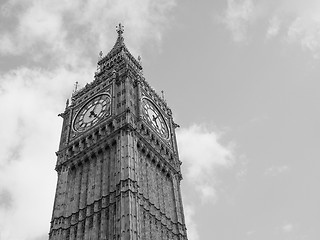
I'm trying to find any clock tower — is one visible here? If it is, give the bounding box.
[49,24,188,240]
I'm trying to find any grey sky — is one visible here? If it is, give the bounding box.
[0,0,319,240]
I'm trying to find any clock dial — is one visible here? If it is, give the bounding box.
[73,94,111,132]
[142,98,169,139]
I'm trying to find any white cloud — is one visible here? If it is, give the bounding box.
[0,0,176,63]
[282,223,294,233]
[279,0,320,57]
[198,184,217,203]
[267,16,281,39]
[0,34,16,55]
[0,1,67,58]
[264,165,289,176]
[221,0,256,42]
[177,124,234,203]
[219,0,320,57]
[19,4,64,44]
[272,1,320,57]
[0,67,91,240]
[246,230,254,235]
[286,17,320,56]
[184,204,200,240]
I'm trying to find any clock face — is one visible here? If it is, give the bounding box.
[142,98,169,139]
[73,94,111,132]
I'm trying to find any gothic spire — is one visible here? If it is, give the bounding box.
[97,23,142,72]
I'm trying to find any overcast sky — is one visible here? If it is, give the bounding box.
[0,0,319,240]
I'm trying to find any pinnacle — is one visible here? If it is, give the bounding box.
[97,23,142,72]
[97,23,126,65]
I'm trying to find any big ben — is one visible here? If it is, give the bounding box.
[49,24,188,240]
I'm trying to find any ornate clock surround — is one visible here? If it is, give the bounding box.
[72,93,112,133]
[69,83,113,140]
[141,96,170,140]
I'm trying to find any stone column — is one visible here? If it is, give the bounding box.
[83,217,90,240]
[69,226,75,240]
[79,161,88,210]
[59,166,69,217]
[74,164,82,214]
[102,147,110,197]
[100,208,107,240]
[92,212,99,240]
[94,152,102,201]
[110,144,116,193]
[66,167,75,218]
[171,174,182,223]
[87,156,96,205]
[136,78,142,120]
[76,221,84,240]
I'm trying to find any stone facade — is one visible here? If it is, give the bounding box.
[49,24,188,240]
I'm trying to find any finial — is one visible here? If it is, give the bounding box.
[73,81,79,93]
[99,51,103,59]
[116,23,124,36]
[161,90,165,100]
[65,99,69,108]
[138,55,141,62]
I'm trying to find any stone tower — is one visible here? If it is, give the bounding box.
[49,24,188,240]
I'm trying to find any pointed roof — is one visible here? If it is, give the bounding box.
[97,23,142,71]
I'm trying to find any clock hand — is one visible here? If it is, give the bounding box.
[89,108,97,118]
[152,115,159,127]
[92,104,98,113]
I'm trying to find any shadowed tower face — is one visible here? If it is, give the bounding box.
[49,24,188,240]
